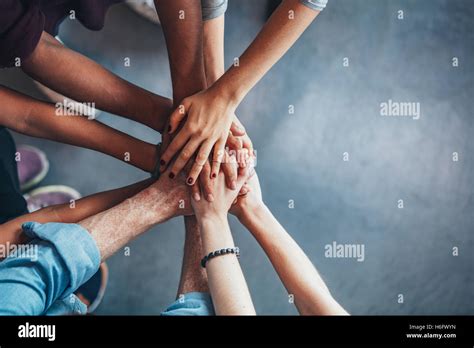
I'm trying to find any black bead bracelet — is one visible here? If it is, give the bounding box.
[201,247,240,268]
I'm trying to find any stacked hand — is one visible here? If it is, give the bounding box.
[158,88,254,188]
[156,138,257,220]
[191,164,252,221]
[158,89,254,204]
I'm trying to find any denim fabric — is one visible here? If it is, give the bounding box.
[301,0,328,11]
[0,222,100,315]
[161,292,215,316]
[201,0,228,21]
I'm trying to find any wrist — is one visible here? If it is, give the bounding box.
[150,95,173,134]
[238,202,268,228]
[205,67,225,87]
[199,214,235,252]
[209,78,242,109]
[197,212,228,228]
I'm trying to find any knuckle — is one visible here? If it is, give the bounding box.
[180,150,191,160]
[203,165,211,175]
[186,122,199,134]
[196,152,208,163]
[195,127,205,137]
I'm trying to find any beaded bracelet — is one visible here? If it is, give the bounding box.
[200,247,240,268]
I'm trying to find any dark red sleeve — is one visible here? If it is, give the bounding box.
[0,0,45,68]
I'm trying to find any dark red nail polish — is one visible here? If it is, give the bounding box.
[168,125,172,132]
[211,173,217,178]
[160,159,166,166]
[169,173,175,179]
[187,178,194,185]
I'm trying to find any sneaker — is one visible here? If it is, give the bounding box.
[125,0,161,24]
[16,145,50,192]
[24,185,81,213]
[75,262,109,314]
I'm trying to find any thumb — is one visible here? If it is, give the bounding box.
[230,120,246,136]
[169,102,188,134]
[235,166,250,191]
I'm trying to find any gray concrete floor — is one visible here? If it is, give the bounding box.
[1,0,473,315]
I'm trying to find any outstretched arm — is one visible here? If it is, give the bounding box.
[160,0,323,182]
[80,169,192,260]
[0,85,158,173]
[231,174,347,315]
[192,162,255,315]
[0,178,154,247]
[210,0,321,105]
[21,31,172,133]
[154,0,207,104]
[202,13,254,178]
[0,171,192,315]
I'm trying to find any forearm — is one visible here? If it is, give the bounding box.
[22,31,172,132]
[239,204,347,315]
[203,15,226,86]
[212,0,319,105]
[0,86,157,172]
[0,178,154,247]
[79,181,178,261]
[199,215,255,315]
[154,0,207,104]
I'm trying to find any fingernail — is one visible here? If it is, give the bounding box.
[169,173,175,179]
[168,125,172,133]
[187,177,194,185]
[211,173,217,179]
[207,194,214,202]
[231,181,237,190]
[160,159,166,166]
[193,193,201,201]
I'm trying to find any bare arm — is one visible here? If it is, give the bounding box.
[160,0,320,182]
[202,13,254,177]
[198,215,255,315]
[231,175,347,315]
[154,0,207,104]
[22,31,172,133]
[203,15,226,86]
[212,0,320,104]
[80,170,192,261]
[0,178,154,246]
[192,165,255,315]
[0,85,158,172]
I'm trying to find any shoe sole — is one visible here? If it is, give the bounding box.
[20,145,50,192]
[24,185,82,202]
[87,262,109,314]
